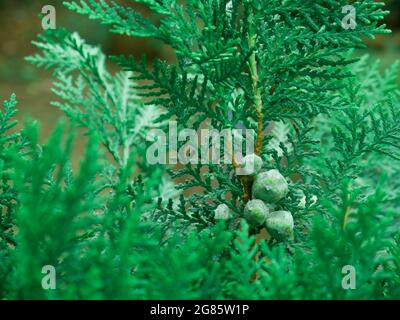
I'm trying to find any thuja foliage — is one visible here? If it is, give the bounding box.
[1,0,400,299]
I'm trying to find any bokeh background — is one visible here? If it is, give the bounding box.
[0,0,399,158]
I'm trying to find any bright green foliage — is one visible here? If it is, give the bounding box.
[0,95,31,294]
[63,0,393,219]
[27,28,178,201]
[0,95,19,248]
[1,0,400,299]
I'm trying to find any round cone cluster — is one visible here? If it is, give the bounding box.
[241,154,294,240]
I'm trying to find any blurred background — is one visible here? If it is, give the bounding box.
[0,0,399,152]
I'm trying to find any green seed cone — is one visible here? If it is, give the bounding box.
[252,169,289,203]
[244,199,270,226]
[237,153,263,176]
[265,210,294,240]
[214,204,231,220]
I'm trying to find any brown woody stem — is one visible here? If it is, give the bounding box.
[248,22,263,156]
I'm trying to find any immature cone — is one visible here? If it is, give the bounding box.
[236,153,263,176]
[214,204,231,220]
[252,169,289,203]
[265,210,294,240]
[244,199,270,226]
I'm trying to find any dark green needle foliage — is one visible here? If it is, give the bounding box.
[1,0,400,299]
